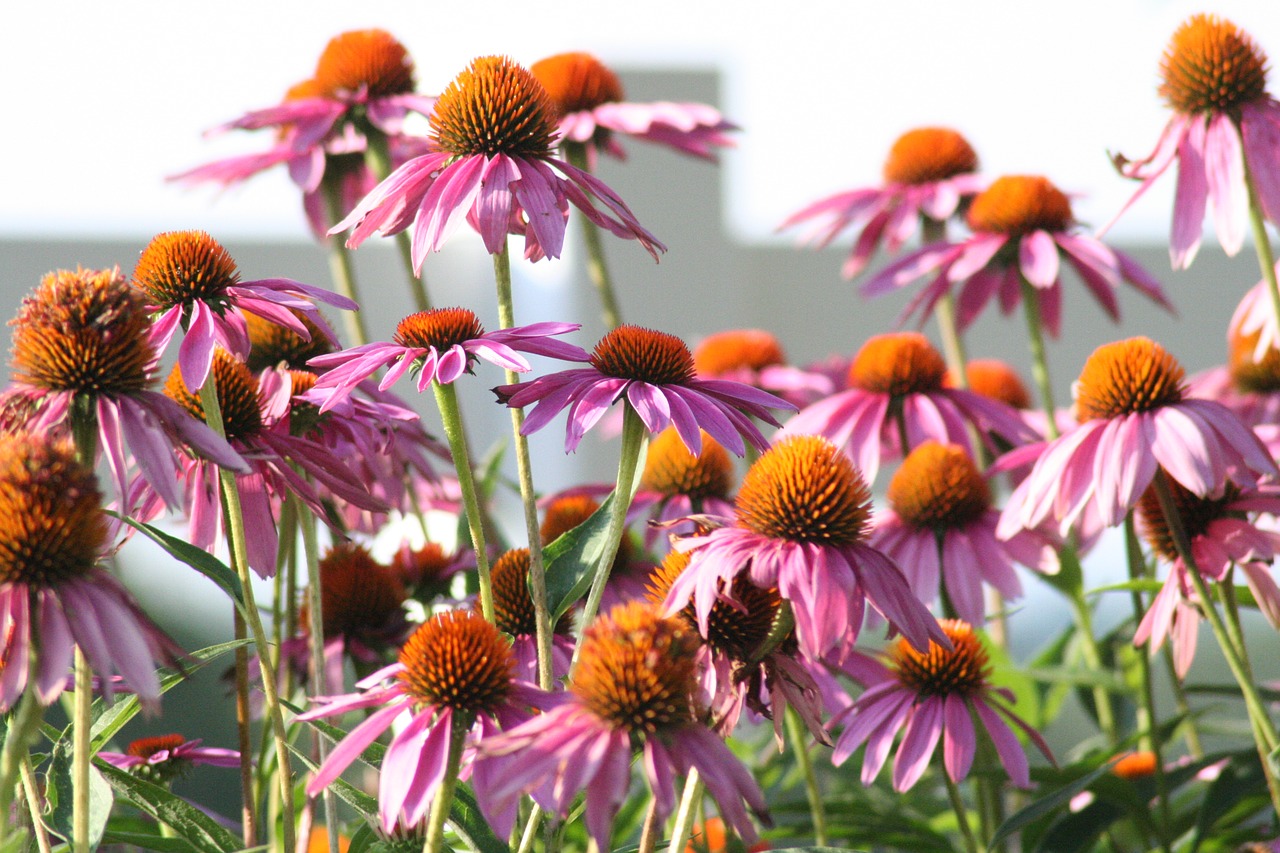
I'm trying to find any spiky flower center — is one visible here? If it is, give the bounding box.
[640,427,734,501]
[882,127,979,186]
[133,231,240,309]
[397,610,514,714]
[1074,337,1185,422]
[313,29,415,99]
[10,267,154,396]
[311,543,405,640]
[1137,479,1239,563]
[848,332,947,397]
[245,311,333,373]
[490,548,573,637]
[126,734,187,759]
[693,329,785,376]
[572,602,700,735]
[967,175,1072,236]
[393,307,485,352]
[951,359,1031,409]
[647,550,780,662]
[1228,326,1280,393]
[430,56,559,158]
[591,325,696,385]
[1160,14,1269,116]
[163,350,263,441]
[530,52,625,116]
[888,442,990,530]
[0,434,105,587]
[736,435,872,545]
[891,619,989,698]
[393,542,455,592]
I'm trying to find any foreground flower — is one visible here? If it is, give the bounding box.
[863,175,1171,337]
[133,230,355,391]
[496,324,795,455]
[479,602,770,848]
[830,619,1053,790]
[0,434,181,711]
[307,307,588,412]
[1000,337,1277,537]
[299,610,542,833]
[531,51,737,161]
[1109,14,1280,267]
[665,435,947,659]
[99,734,239,783]
[333,55,664,269]
[780,127,983,278]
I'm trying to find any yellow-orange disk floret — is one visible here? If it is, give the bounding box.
[967,176,1073,237]
[1159,14,1269,116]
[397,610,514,715]
[430,56,560,159]
[848,332,947,397]
[1074,337,1185,422]
[882,127,979,186]
[890,619,989,698]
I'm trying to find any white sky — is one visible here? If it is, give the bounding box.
[4,0,1276,244]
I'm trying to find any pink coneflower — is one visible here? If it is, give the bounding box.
[479,602,770,848]
[3,267,244,509]
[780,127,984,278]
[530,52,736,161]
[1109,14,1280,268]
[0,433,181,711]
[488,548,576,681]
[391,540,469,604]
[172,30,436,239]
[862,175,1172,337]
[306,307,588,413]
[830,619,1053,791]
[693,329,835,408]
[1133,479,1280,677]
[781,332,1033,485]
[1187,298,1280,431]
[496,324,795,456]
[133,230,355,392]
[632,427,737,550]
[99,734,240,783]
[870,441,1059,624]
[664,435,947,660]
[999,337,1277,538]
[300,609,542,834]
[332,55,664,270]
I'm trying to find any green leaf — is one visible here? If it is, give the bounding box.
[1086,579,1163,597]
[450,783,511,853]
[290,746,379,825]
[537,492,617,621]
[95,760,241,853]
[989,760,1119,849]
[984,628,1041,730]
[1189,751,1271,852]
[109,513,244,609]
[101,828,202,853]
[46,733,114,849]
[0,830,29,853]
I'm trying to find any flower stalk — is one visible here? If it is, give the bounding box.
[432,380,494,622]
[421,713,469,853]
[323,175,369,347]
[785,706,828,845]
[363,130,432,312]
[1019,277,1059,439]
[565,142,624,329]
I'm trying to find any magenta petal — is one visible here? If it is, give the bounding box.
[307,702,404,795]
[892,697,943,791]
[1171,119,1209,269]
[1204,113,1246,256]
[942,694,976,782]
[178,301,217,392]
[1019,230,1060,288]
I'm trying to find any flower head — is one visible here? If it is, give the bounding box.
[99,734,239,784]
[693,329,834,407]
[1109,15,1280,267]
[631,427,737,548]
[780,127,984,278]
[830,620,1053,790]
[333,55,664,269]
[531,51,737,161]
[489,548,575,680]
[497,324,795,456]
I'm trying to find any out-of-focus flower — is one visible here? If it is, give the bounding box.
[780,127,983,279]
[488,548,576,681]
[693,329,834,408]
[631,427,736,551]
[684,817,770,853]
[391,540,468,604]
[531,52,736,161]
[99,734,239,784]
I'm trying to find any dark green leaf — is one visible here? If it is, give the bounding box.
[989,760,1119,849]
[95,760,240,853]
[1086,579,1163,597]
[538,492,616,621]
[46,733,114,849]
[109,513,244,609]
[1190,751,1271,852]
[450,783,510,853]
[101,828,202,853]
[0,830,29,853]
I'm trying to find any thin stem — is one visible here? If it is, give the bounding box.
[565,143,623,329]
[1242,155,1280,337]
[921,217,968,390]
[785,707,828,845]
[298,497,340,853]
[232,607,256,845]
[364,131,432,312]
[665,769,704,853]
[1019,278,1059,439]
[323,176,369,347]
[1161,639,1204,758]
[943,774,981,853]
[21,755,53,853]
[199,380,296,853]
[432,381,494,622]
[72,648,92,853]
[1060,553,1119,745]
[637,797,662,853]
[422,714,469,853]
[492,245,555,690]
[515,804,544,853]
[0,670,46,848]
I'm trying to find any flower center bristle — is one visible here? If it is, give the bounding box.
[1074,337,1185,421]
[591,325,697,386]
[1137,479,1238,563]
[640,427,734,501]
[735,435,872,545]
[393,542,458,597]
[393,307,485,352]
[125,734,187,760]
[967,175,1073,236]
[0,434,105,587]
[1228,326,1280,393]
[888,442,990,530]
[133,231,240,309]
[313,29,415,99]
[163,350,263,441]
[490,548,573,637]
[693,329,785,376]
[1159,14,1269,115]
[430,56,559,158]
[312,543,405,640]
[10,267,154,396]
[397,610,514,714]
[530,52,625,116]
[891,619,989,698]
[881,127,979,186]
[848,332,947,397]
[572,602,700,735]
[949,359,1032,409]
[246,311,333,373]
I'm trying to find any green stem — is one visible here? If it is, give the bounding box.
[422,713,469,853]
[492,245,555,690]
[21,754,53,853]
[199,380,296,853]
[72,648,92,853]
[364,131,432,312]
[232,607,256,846]
[943,774,981,853]
[0,664,46,848]
[636,797,662,853]
[921,217,968,390]
[565,143,624,329]
[432,380,494,622]
[665,769,704,853]
[1161,640,1204,759]
[298,497,340,853]
[515,804,544,853]
[323,176,369,347]
[785,707,828,845]
[1019,278,1059,439]
[1060,555,1119,745]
